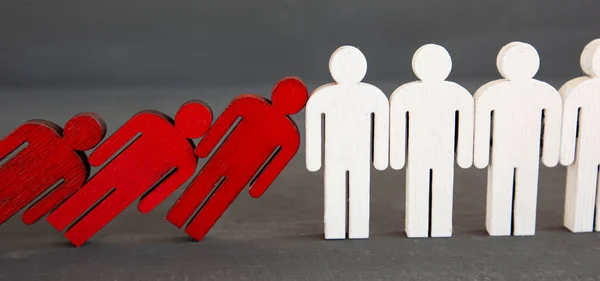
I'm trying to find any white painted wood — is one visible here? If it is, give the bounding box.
[306,46,389,239]
[560,39,600,233]
[473,42,562,236]
[390,44,474,238]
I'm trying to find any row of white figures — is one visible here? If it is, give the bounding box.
[305,39,600,239]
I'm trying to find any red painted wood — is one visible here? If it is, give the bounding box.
[166,77,308,241]
[0,113,106,225]
[47,101,212,247]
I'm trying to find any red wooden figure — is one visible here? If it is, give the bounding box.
[46,101,213,247]
[0,113,106,225]
[166,77,308,241]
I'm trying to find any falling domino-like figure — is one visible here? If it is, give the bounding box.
[390,44,474,238]
[48,101,213,246]
[166,77,307,241]
[560,39,600,233]
[0,113,106,225]
[474,42,562,236]
[306,46,389,239]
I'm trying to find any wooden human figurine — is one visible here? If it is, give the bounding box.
[166,77,307,241]
[0,113,106,225]
[47,101,213,247]
[474,42,562,236]
[390,44,474,238]
[560,39,600,233]
[306,46,389,239]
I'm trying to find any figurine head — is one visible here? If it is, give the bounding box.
[497,42,540,81]
[412,44,452,82]
[271,77,308,115]
[174,100,213,139]
[581,39,600,78]
[63,112,107,151]
[329,46,367,84]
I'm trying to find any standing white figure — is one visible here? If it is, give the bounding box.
[306,46,389,239]
[390,44,474,238]
[560,39,600,233]
[473,42,562,236]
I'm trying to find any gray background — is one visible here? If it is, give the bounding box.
[1,1,600,280]
[0,0,599,87]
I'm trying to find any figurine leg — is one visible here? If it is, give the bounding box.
[348,165,370,239]
[486,164,514,236]
[430,165,454,238]
[184,176,247,241]
[564,160,598,232]
[406,164,431,238]
[324,166,347,240]
[167,161,225,229]
[512,163,540,236]
[64,186,139,247]
[47,172,114,232]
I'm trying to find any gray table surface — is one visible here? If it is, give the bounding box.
[0,80,599,281]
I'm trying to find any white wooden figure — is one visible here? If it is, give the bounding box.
[390,44,474,238]
[473,42,562,236]
[306,46,389,239]
[560,39,600,233]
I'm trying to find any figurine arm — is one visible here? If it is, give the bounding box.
[473,99,492,169]
[137,157,198,214]
[305,97,324,172]
[389,95,408,170]
[249,139,299,198]
[372,94,390,171]
[88,116,142,167]
[22,174,85,225]
[195,98,245,158]
[456,95,475,169]
[0,125,30,161]
[541,95,562,167]
[559,98,579,166]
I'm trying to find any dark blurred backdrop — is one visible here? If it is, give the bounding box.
[0,0,599,87]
